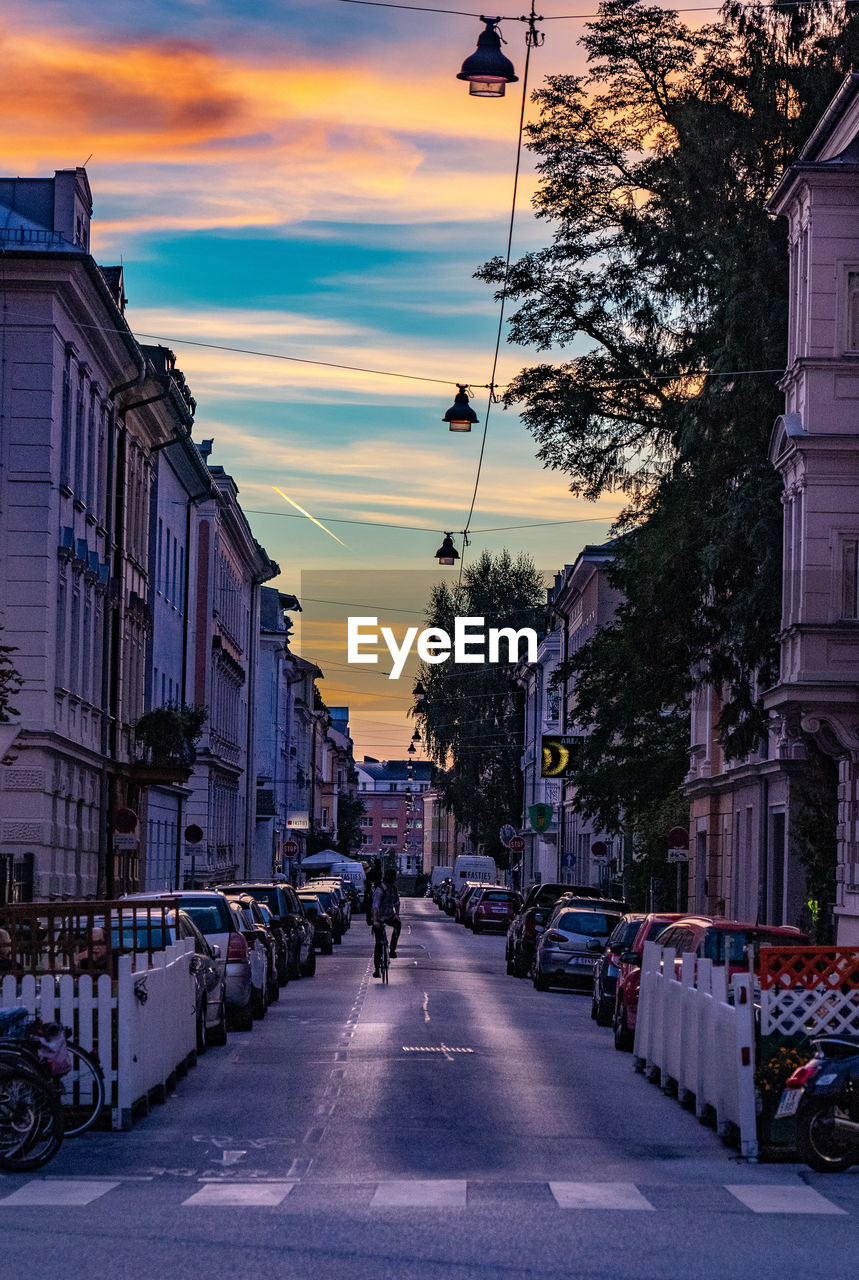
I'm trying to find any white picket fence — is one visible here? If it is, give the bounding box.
[1,937,196,1130]
[633,941,758,1161]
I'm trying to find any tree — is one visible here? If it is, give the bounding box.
[0,625,22,725]
[335,792,366,859]
[478,0,859,827]
[418,550,545,860]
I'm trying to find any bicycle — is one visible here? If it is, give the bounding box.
[0,1065,65,1172]
[0,1019,106,1138]
[378,926,389,985]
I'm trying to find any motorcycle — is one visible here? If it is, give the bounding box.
[776,1033,859,1173]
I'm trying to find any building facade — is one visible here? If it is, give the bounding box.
[357,759,431,872]
[516,629,562,887]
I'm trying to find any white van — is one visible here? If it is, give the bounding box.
[430,866,453,888]
[452,855,497,885]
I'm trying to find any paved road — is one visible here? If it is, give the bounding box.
[2,898,858,1279]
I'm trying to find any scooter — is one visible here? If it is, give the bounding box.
[776,1033,859,1173]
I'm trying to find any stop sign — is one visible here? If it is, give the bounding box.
[508,835,525,853]
[283,840,299,859]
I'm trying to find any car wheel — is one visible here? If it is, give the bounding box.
[196,1000,207,1054]
[278,964,289,988]
[595,996,613,1028]
[229,999,254,1033]
[506,954,516,975]
[472,922,481,934]
[322,939,334,955]
[207,994,228,1047]
[797,1099,855,1173]
[268,975,280,1003]
[590,995,598,1021]
[613,1000,634,1052]
[334,932,343,945]
[533,969,549,992]
[300,947,317,977]
[251,986,266,1020]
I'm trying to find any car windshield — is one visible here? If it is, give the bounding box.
[483,892,516,902]
[646,919,672,941]
[300,896,322,911]
[556,912,620,937]
[179,900,233,935]
[241,887,280,912]
[110,922,175,950]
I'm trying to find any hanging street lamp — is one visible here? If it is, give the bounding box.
[457,17,518,97]
[435,533,460,566]
[411,728,421,742]
[442,384,479,432]
[407,742,416,755]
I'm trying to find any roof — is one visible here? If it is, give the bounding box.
[357,759,433,782]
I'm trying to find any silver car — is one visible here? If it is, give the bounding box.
[122,891,254,1030]
[532,906,622,992]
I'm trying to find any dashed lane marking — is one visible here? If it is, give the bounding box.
[725,1185,848,1215]
[0,1180,120,1206]
[182,1182,296,1206]
[550,1182,655,1211]
[371,1180,468,1208]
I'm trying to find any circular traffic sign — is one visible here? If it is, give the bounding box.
[508,835,525,853]
[113,807,138,834]
[283,840,299,858]
[184,824,204,845]
[591,841,607,857]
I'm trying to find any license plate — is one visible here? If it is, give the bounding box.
[567,957,592,967]
[775,1088,802,1118]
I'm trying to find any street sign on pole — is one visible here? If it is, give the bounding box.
[283,839,299,859]
[508,835,525,853]
[499,824,516,846]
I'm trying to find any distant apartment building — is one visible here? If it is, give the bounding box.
[547,545,626,892]
[182,458,277,885]
[421,784,469,876]
[357,759,431,873]
[515,629,562,887]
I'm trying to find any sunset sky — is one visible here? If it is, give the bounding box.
[2,0,632,757]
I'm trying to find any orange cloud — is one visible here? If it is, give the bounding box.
[0,22,537,236]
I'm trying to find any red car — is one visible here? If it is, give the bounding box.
[468,887,522,933]
[613,914,809,1052]
[611,912,687,1052]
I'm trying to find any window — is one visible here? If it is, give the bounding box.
[381,819,398,829]
[360,815,373,828]
[848,271,859,352]
[381,836,397,846]
[841,538,859,619]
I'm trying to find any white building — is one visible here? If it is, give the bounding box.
[516,629,562,887]
[0,169,181,898]
[182,457,278,885]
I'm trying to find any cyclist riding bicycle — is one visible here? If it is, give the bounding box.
[372,867,401,978]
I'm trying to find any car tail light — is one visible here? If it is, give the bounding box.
[523,916,536,938]
[786,1059,821,1089]
[226,932,249,962]
[544,930,567,943]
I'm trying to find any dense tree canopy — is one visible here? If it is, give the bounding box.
[418,550,545,860]
[479,1,859,833]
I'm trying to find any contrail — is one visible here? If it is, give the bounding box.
[273,487,347,546]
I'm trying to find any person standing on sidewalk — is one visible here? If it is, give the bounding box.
[372,867,401,977]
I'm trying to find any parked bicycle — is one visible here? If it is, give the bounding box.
[0,1008,106,1165]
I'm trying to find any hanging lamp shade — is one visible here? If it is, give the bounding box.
[435,533,460,566]
[407,742,416,755]
[411,728,421,742]
[457,18,518,98]
[442,385,479,432]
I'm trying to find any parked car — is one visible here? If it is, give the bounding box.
[122,890,254,1031]
[652,916,809,978]
[222,882,315,980]
[440,879,458,915]
[610,912,686,1051]
[110,907,227,1052]
[506,889,620,979]
[468,887,522,933]
[312,879,352,930]
[297,891,335,954]
[532,905,622,992]
[455,882,482,924]
[591,914,647,1027]
[307,888,346,943]
[223,895,270,1019]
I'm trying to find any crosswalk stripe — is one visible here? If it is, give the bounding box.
[550,1182,655,1211]
[182,1182,296,1206]
[725,1184,846,1215]
[370,1179,468,1208]
[0,1180,120,1207]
